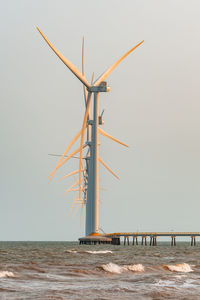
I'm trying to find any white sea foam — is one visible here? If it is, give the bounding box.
[0,271,15,278]
[67,250,112,254]
[66,250,78,253]
[101,262,144,274]
[85,250,113,254]
[155,278,198,289]
[182,279,199,288]
[126,264,144,272]
[155,279,176,287]
[164,263,193,273]
[102,263,124,274]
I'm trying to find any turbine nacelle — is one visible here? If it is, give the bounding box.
[87,118,104,126]
[87,82,110,93]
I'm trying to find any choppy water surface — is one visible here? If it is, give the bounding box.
[0,241,200,299]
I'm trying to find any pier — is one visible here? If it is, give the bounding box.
[105,232,200,246]
[79,232,200,246]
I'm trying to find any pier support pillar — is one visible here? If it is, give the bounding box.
[141,237,144,245]
[152,236,157,246]
[171,236,176,246]
[132,237,135,245]
[136,237,138,245]
[191,236,196,246]
[145,237,147,246]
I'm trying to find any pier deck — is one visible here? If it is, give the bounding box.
[79,232,200,245]
[104,232,200,246]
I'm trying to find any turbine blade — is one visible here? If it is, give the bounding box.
[99,157,119,180]
[82,37,88,106]
[70,187,85,192]
[48,154,82,159]
[78,92,92,196]
[60,169,84,181]
[71,198,83,213]
[91,72,94,85]
[49,129,82,182]
[98,127,129,147]
[63,178,84,195]
[70,199,81,216]
[63,181,78,194]
[81,37,92,123]
[94,40,144,86]
[36,27,90,88]
[49,146,82,182]
[73,203,81,217]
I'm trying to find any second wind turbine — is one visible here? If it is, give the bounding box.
[37,27,144,237]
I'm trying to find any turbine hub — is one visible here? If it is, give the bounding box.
[87,81,110,93]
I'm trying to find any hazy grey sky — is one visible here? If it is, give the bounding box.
[1,0,200,240]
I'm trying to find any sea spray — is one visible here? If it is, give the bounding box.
[66,249,78,253]
[163,263,193,273]
[0,271,15,278]
[66,250,112,254]
[85,250,113,254]
[101,263,144,274]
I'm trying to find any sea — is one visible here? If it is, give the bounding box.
[0,241,200,299]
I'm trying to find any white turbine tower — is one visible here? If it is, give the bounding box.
[37,27,143,237]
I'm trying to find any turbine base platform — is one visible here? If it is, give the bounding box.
[79,235,120,245]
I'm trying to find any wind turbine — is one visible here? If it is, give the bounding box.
[37,27,144,236]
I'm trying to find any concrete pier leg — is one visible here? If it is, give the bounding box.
[171,236,174,246]
[141,237,144,245]
[194,237,196,246]
[132,237,135,245]
[127,236,130,246]
[191,237,193,246]
[174,237,176,246]
[150,237,152,246]
[145,237,147,246]
[124,237,126,246]
[136,237,138,245]
[152,237,157,246]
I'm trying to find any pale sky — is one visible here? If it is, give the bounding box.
[1,0,200,240]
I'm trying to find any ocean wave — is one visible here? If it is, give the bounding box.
[101,263,144,274]
[163,263,193,273]
[66,250,78,253]
[0,271,15,278]
[66,250,112,254]
[85,250,113,254]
